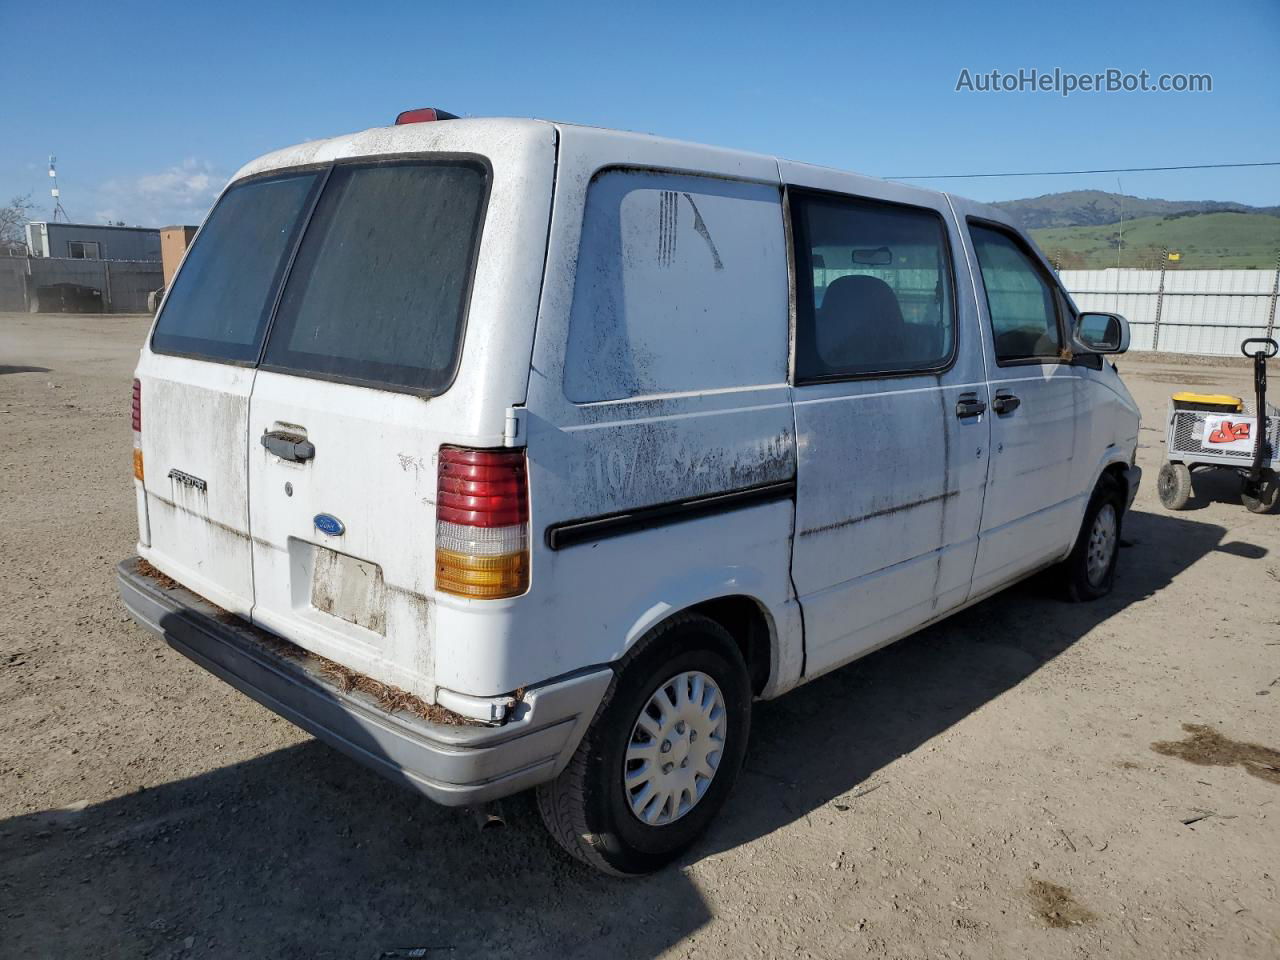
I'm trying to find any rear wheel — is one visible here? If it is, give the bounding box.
[1241,476,1280,514]
[536,613,752,876]
[1063,476,1125,602]
[1157,462,1193,510]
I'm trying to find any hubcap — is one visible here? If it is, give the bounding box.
[1086,503,1117,586]
[623,671,727,826]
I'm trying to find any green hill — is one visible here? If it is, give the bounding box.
[1030,211,1280,269]
[995,190,1279,230]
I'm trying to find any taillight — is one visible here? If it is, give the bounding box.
[435,446,529,599]
[131,378,143,481]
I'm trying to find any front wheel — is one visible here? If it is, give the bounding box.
[1062,477,1125,602]
[536,613,752,876]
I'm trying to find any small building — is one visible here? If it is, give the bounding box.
[159,225,199,286]
[26,222,162,262]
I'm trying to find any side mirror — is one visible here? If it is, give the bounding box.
[1072,311,1129,355]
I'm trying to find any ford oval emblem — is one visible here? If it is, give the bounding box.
[313,513,345,537]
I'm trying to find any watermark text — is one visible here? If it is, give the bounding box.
[955,68,1212,97]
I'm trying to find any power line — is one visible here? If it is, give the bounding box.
[886,160,1280,181]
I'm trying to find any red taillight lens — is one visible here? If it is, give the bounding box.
[437,448,529,526]
[131,378,141,431]
[131,378,143,481]
[436,446,529,599]
[395,107,459,125]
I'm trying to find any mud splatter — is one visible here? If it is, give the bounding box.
[1151,724,1280,786]
[800,489,959,538]
[1028,879,1095,928]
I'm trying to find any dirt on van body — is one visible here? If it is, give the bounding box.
[2,312,1278,959]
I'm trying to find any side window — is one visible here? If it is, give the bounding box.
[969,223,1063,364]
[68,240,100,259]
[791,191,955,381]
[563,170,787,403]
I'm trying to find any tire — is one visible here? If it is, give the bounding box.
[1062,476,1125,602]
[536,612,752,876]
[1157,462,1193,510]
[1241,476,1280,514]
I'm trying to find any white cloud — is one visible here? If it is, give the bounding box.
[92,158,225,227]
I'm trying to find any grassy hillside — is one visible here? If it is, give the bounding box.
[1030,211,1280,270]
[995,190,1279,230]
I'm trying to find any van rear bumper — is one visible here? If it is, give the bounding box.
[116,556,611,807]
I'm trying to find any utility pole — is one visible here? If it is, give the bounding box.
[49,155,70,222]
[1116,178,1124,270]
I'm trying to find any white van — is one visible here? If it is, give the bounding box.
[118,110,1141,875]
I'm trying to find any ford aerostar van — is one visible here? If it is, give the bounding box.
[118,109,1141,875]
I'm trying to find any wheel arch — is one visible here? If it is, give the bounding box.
[621,587,786,699]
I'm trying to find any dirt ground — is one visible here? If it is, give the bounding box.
[2,311,1277,959]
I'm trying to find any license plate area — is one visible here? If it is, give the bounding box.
[310,546,387,635]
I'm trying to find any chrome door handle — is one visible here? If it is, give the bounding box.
[993,392,1021,415]
[956,393,987,419]
[261,430,315,463]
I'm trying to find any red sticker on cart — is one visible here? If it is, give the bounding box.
[1203,415,1255,453]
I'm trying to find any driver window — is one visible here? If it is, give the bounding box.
[969,223,1064,364]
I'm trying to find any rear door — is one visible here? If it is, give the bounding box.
[141,120,556,702]
[244,128,557,702]
[138,171,322,615]
[245,158,492,698]
[781,166,991,679]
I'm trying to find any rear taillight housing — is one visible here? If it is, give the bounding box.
[131,378,143,481]
[435,446,529,599]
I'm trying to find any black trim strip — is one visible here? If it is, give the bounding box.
[545,479,796,551]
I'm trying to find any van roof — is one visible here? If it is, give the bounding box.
[231,116,1007,224]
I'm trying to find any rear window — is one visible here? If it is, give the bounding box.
[151,172,319,362]
[151,159,488,394]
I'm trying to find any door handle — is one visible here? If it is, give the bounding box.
[261,430,315,463]
[993,392,1021,415]
[955,393,987,419]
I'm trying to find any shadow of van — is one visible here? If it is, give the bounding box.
[0,508,1236,958]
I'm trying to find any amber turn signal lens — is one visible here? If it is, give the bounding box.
[435,548,529,599]
[132,448,144,481]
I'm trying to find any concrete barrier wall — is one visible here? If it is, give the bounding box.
[0,259,27,310]
[0,257,163,314]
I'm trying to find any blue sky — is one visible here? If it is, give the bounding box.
[5,0,1277,226]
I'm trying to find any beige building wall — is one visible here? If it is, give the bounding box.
[159,226,198,287]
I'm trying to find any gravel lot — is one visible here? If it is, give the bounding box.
[2,312,1278,959]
